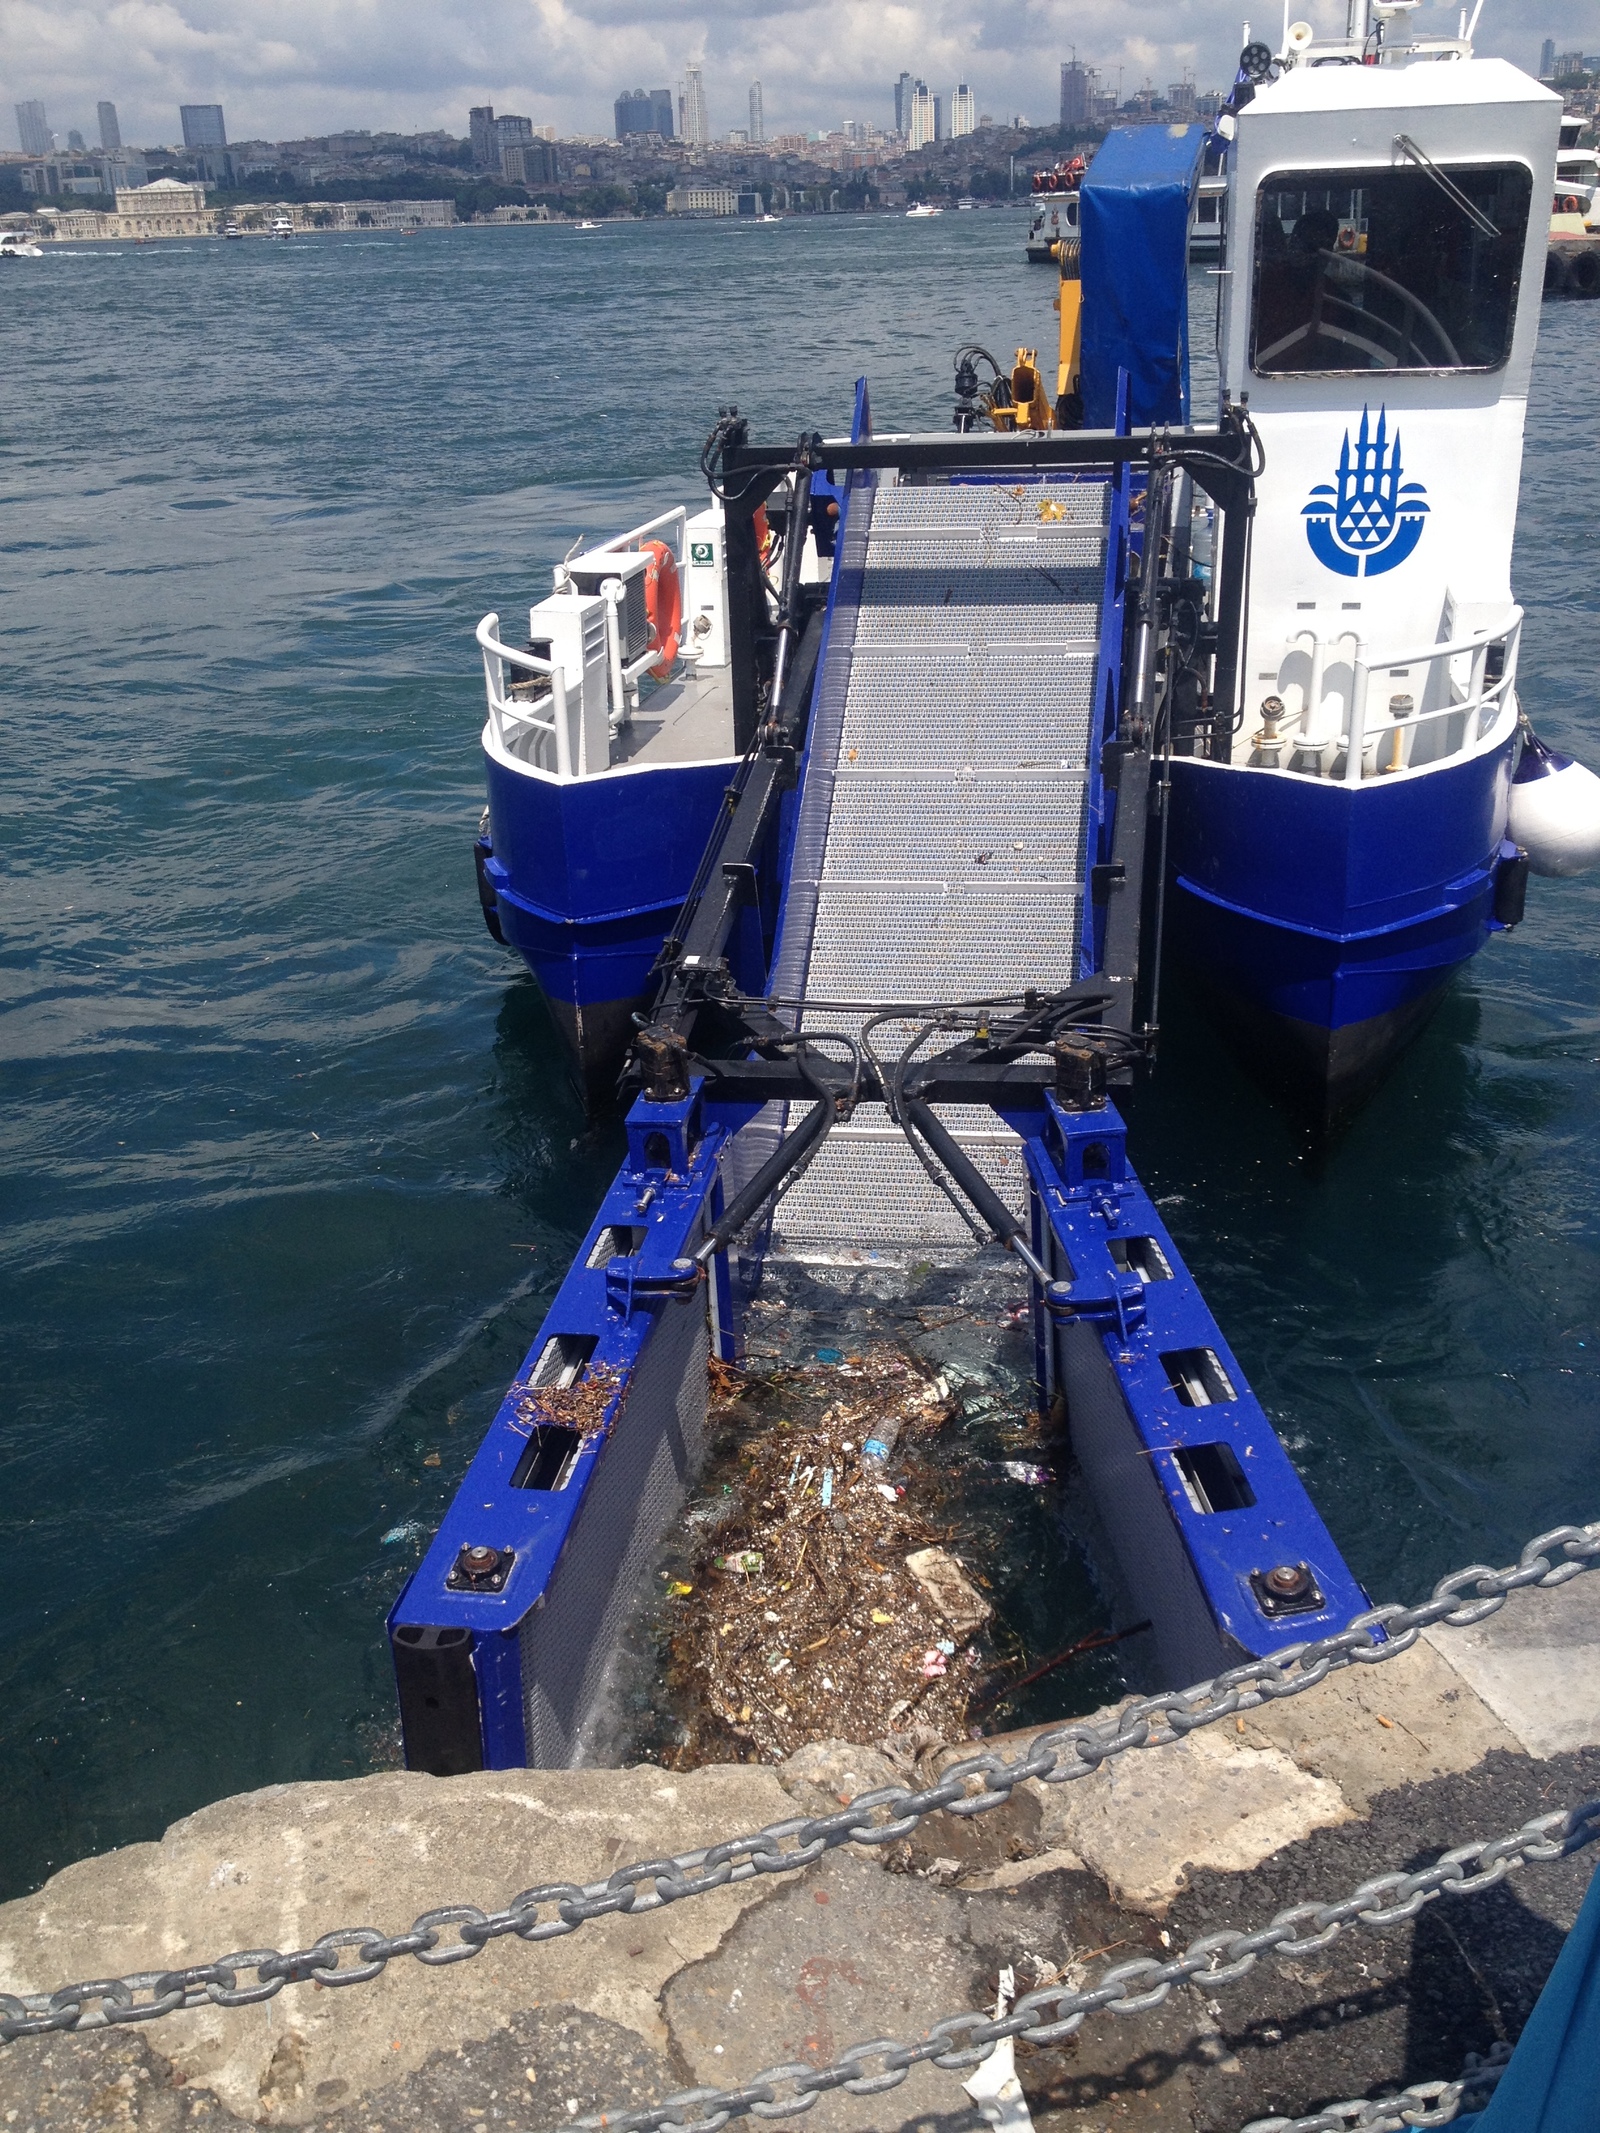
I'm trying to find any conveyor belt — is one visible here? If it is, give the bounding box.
[770,477,1110,1251]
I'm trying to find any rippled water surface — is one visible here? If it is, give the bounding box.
[2,216,1597,1900]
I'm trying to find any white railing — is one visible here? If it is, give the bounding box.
[561,508,694,733]
[477,611,578,778]
[579,506,690,574]
[1263,608,1522,782]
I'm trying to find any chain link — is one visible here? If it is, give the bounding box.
[2,1520,1596,2049]
[563,1809,1593,2133]
[1237,2043,1511,2132]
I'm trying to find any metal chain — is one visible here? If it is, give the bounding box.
[563,1808,1596,2133]
[1238,2043,1510,2132]
[1,1520,1596,2049]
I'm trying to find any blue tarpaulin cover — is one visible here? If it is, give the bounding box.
[1080,124,1206,430]
[1456,1857,1600,2130]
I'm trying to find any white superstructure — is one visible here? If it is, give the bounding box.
[1211,23,1559,783]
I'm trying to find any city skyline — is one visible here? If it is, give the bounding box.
[6,0,1596,150]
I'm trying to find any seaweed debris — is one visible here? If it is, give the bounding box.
[507,1362,625,1445]
[658,1346,997,1761]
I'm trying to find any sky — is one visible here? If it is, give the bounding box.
[3,0,1596,149]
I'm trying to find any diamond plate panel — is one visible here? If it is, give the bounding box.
[762,472,1109,1251]
[839,649,1096,767]
[772,1120,1030,1248]
[821,772,1088,882]
[805,884,1083,1002]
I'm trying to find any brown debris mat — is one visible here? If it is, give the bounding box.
[507,1362,625,1447]
[657,1346,996,1763]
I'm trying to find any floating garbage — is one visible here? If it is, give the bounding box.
[655,1344,1001,1759]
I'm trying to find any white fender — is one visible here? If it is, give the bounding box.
[1507,731,1600,878]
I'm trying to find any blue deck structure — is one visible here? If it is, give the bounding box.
[391,400,1371,1773]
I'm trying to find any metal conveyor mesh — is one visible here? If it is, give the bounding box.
[771,476,1109,1252]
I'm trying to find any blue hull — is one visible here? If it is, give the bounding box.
[1167,735,1517,1113]
[479,751,737,1099]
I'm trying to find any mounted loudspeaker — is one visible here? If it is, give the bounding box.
[1286,20,1315,50]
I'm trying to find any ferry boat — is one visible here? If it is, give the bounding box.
[393,7,1600,1776]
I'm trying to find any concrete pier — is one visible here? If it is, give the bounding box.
[2,1577,1598,2132]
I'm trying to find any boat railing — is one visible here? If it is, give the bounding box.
[476,612,579,778]
[1269,608,1522,781]
[580,505,690,574]
[564,507,693,732]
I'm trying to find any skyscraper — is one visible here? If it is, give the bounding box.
[908,81,935,149]
[681,64,708,146]
[469,106,497,167]
[15,100,51,155]
[894,70,913,135]
[1060,58,1092,125]
[950,83,976,137]
[749,80,764,142]
[98,100,121,150]
[1539,36,1557,75]
[615,89,674,138]
[180,103,227,149]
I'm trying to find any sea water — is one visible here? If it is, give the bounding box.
[2,215,1597,1900]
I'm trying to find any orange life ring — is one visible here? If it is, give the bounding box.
[754,502,773,563]
[641,540,682,680]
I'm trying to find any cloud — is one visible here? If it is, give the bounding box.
[1,0,1592,147]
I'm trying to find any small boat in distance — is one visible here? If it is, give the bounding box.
[224,222,243,240]
[0,232,45,259]
[270,215,293,239]
[906,202,942,217]
[574,219,602,231]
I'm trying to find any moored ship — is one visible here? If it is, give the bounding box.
[405,6,1600,1776]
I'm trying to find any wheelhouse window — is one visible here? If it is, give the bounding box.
[1251,162,1531,375]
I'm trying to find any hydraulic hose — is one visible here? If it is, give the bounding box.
[900,1094,1048,1281]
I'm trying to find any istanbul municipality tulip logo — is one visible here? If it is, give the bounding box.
[1302,406,1428,578]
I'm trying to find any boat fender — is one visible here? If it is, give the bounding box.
[1545,249,1570,296]
[1568,249,1600,300]
[1507,728,1600,876]
[641,539,682,680]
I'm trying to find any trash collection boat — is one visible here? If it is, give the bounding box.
[392,7,1600,1774]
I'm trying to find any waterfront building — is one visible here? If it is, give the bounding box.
[180,104,227,149]
[1060,58,1092,125]
[98,101,121,150]
[470,105,497,168]
[15,102,51,156]
[615,89,675,139]
[1540,37,1557,76]
[680,65,709,146]
[115,177,213,235]
[950,83,976,137]
[749,81,764,142]
[665,182,735,214]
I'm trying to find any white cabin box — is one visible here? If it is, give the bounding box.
[1215,54,1560,763]
[528,592,611,776]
